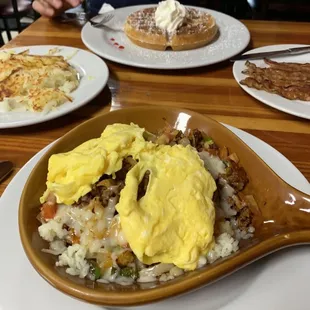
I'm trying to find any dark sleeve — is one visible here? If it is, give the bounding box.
[87,0,207,14]
[86,0,159,13]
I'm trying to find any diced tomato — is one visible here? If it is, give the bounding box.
[40,202,57,220]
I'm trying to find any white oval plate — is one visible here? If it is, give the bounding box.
[81,5,250,70]
[233,44,310,120]
[0,124,309,310]
[0,45,109,129]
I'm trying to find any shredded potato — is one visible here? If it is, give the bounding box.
[0,51,79,113]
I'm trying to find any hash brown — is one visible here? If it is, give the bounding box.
[0,50,79,113]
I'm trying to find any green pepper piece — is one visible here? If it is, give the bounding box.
[143,131,157,142]
[203,136,213,143]
[89,261,101,280]
[111,267,118,275]
[223,160,231,167]
[119,267,138,279]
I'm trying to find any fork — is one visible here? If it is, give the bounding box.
[59,12,115,30]
[89,13,115,29]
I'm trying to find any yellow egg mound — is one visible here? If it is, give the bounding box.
[40,123,152,205]
[117,145,216,270]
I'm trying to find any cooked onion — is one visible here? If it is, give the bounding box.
[228,153,239,163]
[178,137,191,147]
[219,146,228,160]
[139,263,174,278]
[105,197,117,221]
[244,195,259,212]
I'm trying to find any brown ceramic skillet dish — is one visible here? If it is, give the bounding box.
[19,106,310,307]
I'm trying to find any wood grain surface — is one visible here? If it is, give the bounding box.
[0,17,309,195]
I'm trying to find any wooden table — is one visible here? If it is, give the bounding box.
[0,18,309,195]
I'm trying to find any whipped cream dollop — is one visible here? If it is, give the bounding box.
[155,0,187,33]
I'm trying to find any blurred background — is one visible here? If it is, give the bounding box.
[1,0,310,46]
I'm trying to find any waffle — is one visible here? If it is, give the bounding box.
[124,7,218,51]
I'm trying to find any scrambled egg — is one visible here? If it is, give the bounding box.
[41,123,152,205]
[0,50,79,113]
[41,123,217,270]
[117,144,216,270]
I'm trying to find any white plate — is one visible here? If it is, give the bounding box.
[233,44,310,119]
[0,124,309,310]
[0,45,109,128]
[81,5,250,70]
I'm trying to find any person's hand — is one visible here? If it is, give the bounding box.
[32,0,82,17]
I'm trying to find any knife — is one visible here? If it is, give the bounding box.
[0,161,13,183]
[230,46,310,61]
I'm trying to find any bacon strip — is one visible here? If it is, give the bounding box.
[240,77,310,101]
[242,69,310,88]
[245,61,310,81]
[240,60,310,101]
[264,58,310,72]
